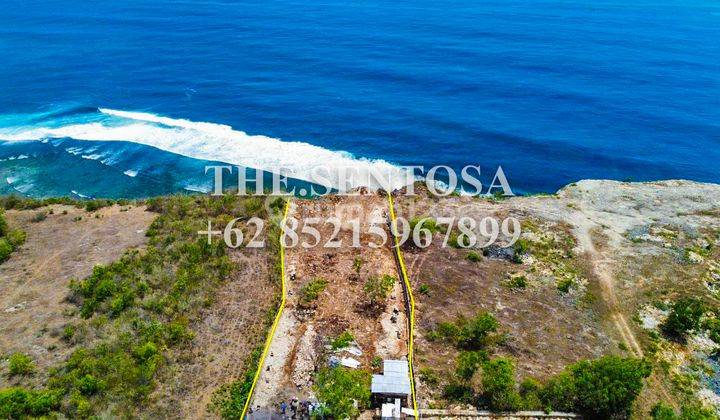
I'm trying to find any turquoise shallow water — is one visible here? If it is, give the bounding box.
[0,0,719,198]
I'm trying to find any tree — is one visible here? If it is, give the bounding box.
[460,312,500,349]
[481,358,522,412]
[313,367,371,419]
[456,350,487,380]
[542,355,651,419]
[662,298,706,342]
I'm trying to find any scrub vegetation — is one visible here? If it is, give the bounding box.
[0,195,284,418]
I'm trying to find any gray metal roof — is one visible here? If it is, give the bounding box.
[371,360,411,395]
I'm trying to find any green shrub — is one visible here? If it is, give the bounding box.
[456,350,487,380]
[8,353,35,376]
[448,231,471,248]
[460,312,500,349]
[5,229,26,248]
[431,312,499,350]
[63,325,76,341]
[467,251,482,262]
[679,404,719,420]
[409,217,442,235]
[419,368,439,387]
[299,277,328,306]
[31,211,47,223]
[353,257,363,273]
[0,239,12,262]
[331,331,355,350]
[557,277,573,293]
[0,211,7,236]
[541,355,651,418]
[481,358,522,411]
[507,275,527,289]
[419,284,430,296]
[519,378,543,410]
[662,297,706,342]
[313,367,371,419]
[210,347,262,419]
[704,317,720,344]
[76,374,103,396]
[513,238,531,262]
[651,402,677,420]
[443,381,474,404]
[364,275,395,306]
[0,387,60,418]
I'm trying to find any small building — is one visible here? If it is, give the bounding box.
[371,360,412,417]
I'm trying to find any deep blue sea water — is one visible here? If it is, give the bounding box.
[0,0,719,198]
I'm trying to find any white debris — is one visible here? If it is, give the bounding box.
[639,305,668,330]
[4,302,27,313]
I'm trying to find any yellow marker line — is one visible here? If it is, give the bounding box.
[241,199,291,420]
[387,193,419,419]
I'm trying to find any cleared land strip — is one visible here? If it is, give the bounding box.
[386,192,419,418]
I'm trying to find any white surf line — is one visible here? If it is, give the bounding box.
[0,108,413,192]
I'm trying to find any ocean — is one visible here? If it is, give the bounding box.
[0,0,719,198]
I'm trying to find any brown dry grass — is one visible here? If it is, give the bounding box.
[0,204,155,387]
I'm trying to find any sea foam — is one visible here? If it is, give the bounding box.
[0,108,411,191]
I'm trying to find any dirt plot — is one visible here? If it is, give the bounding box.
[251,192,407,412]
[394,190,613,406]
[0,204,155,387]
[148,247,280,419]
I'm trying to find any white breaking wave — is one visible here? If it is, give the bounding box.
[81,153,104,160]
[71,190,91,198]
[123,169,138,177]
[184,184,211,193]
[0,108,412,191]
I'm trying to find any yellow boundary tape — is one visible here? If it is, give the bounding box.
[242,197,417,419]
[387,193,419,419]
[241,199,290,420]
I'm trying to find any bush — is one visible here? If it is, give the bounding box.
[461,312,500,349]
[0,388,60,418]
[662,297,706,342]
[314,367,371,419]
[8,353,35,376]
[210,347,262,419]
[0,211,7,236]
[679,405,719,420]
[431,312,499,350]
[419,368,439,387]
[507,275,527,289]
[513,238,531,263]
[419,284,430,296]
[443,381,475,404]
[481,358,522,411]
[299,277,328,306]
[364,275,395,306]
[541,355,651,418]
[0,239,12,263]
[557,277,573,293]
[467,251,482,262]
[5,229,26,248]
[331,331,355,350]
[31,211,47,223]
[519,378,543,410]
[456,350,487,380]
[651,403,677,420]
